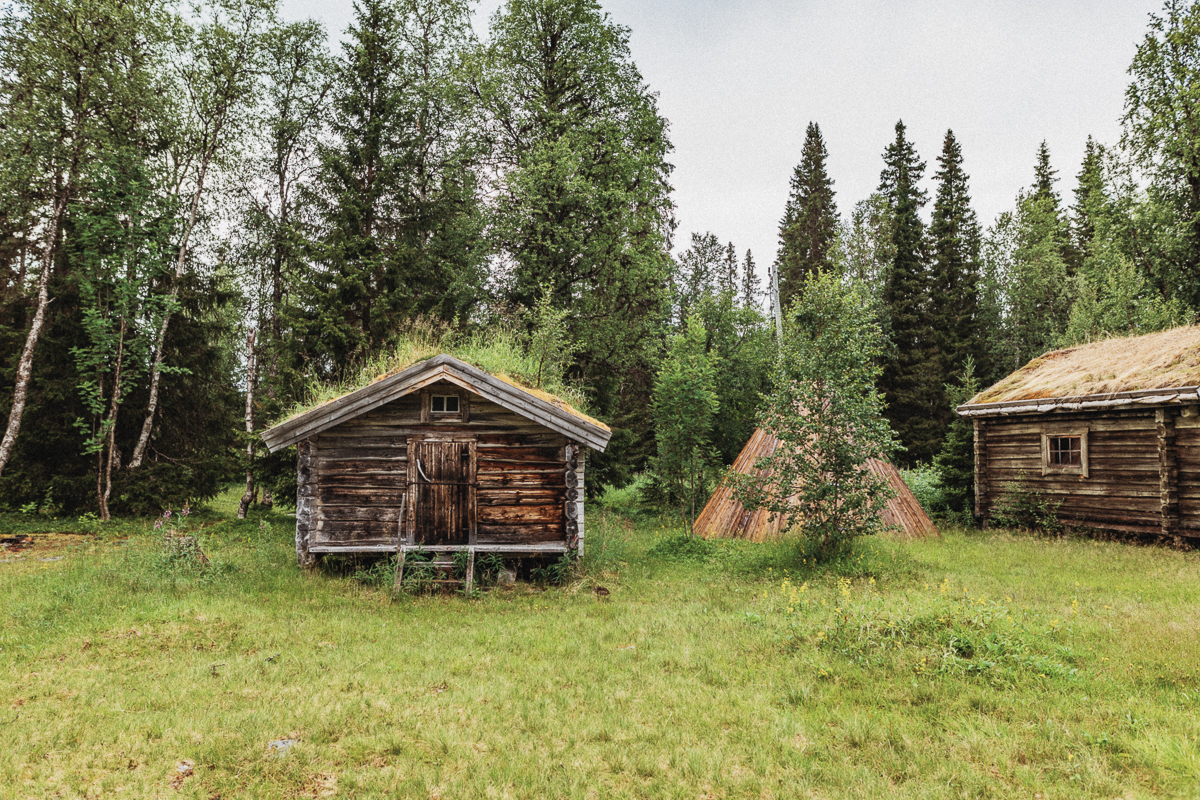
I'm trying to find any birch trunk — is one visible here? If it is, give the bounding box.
[237,329,257,519]
[128,156,210,469]
[97,315,128,521]
[0,196,68,478]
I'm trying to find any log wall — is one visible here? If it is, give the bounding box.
[976,407,1200,536]
[304,380,572,552]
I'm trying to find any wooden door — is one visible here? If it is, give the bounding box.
[409,439,475,546]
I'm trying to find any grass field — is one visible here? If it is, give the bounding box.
[1,492,1199,798]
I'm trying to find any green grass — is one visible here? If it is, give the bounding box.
[2,494,1199,798]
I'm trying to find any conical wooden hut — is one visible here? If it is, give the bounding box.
[693,428,938,541]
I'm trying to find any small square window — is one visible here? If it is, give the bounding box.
[1048,436,1081,466]
[431,395,459,414]
[1042,429,1088,477]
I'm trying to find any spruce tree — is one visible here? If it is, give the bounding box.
[480,0,675,488]
[928,129,986,437]
[1030,140,1081,274]
[933,357,980,519]
[740,249,760,310]
[878,120,936,465]
[307,0,481,372]
[1072,136,1105,256]
[775,121,839,307]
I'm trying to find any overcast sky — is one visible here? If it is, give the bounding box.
[280,0,1165,269]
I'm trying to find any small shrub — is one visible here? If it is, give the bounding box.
[901,464,947,516]
[396,549,437,593]
[353,558,396,588]
[531,552,576,585]
[647,531,717,562]
[475,552,507,586]
[598,474,652,518]
[990,480,1064,534]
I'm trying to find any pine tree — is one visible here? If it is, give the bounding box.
[775,121,839,307]
[928,129,986,440]
[878,120,936,465]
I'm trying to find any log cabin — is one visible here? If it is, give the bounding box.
[957,326,1200,538]
[260,355,611,579]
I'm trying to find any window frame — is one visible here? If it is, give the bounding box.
[430,394,460,414]
[421,390,469,423]
[1041,427,1089,478]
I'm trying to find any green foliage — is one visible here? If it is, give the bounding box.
[776,122,840,308]
[990,480,1064,534]
[878,121,939,465]
[1122,0,1200,310]
[597,473,652,518]
[650,315,720,532]
[933,357,981,520]
[302,0,484,369]
[732,271,899,556]
[477,0,675,489]
[900,464,948,517]
[525,282,581,390]
[530,552,576,585]
[929,130,987,422]
[646,531,717,562]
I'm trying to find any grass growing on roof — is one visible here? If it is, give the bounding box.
[277,316,596,425]
[2,487,1200,798]
[969,324,1200,405]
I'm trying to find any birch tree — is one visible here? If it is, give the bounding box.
[129,0,275,469]
[0,0,174,478]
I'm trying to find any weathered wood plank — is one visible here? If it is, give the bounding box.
[319,506,403,522]
[477,504,562,524]
[477,488,564,506]
[984,416,1156,436]
[477,522,564,537]
[319,475,406,489]
[476,433,568,447]
[315,519,400,538]
[313,446,408,461]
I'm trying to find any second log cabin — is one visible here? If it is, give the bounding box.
[260,355,611,567]
[957,326,1200,538]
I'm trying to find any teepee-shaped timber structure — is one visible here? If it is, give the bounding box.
[693,428,938,542]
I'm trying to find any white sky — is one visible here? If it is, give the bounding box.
[280,0,1164,268]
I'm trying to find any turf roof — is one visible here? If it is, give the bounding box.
[278,352,607,432]
[966,325,1200,406]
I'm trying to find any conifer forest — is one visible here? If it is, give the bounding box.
[2,0,1199,522]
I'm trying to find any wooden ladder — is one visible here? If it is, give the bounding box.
[394,544,475,593]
